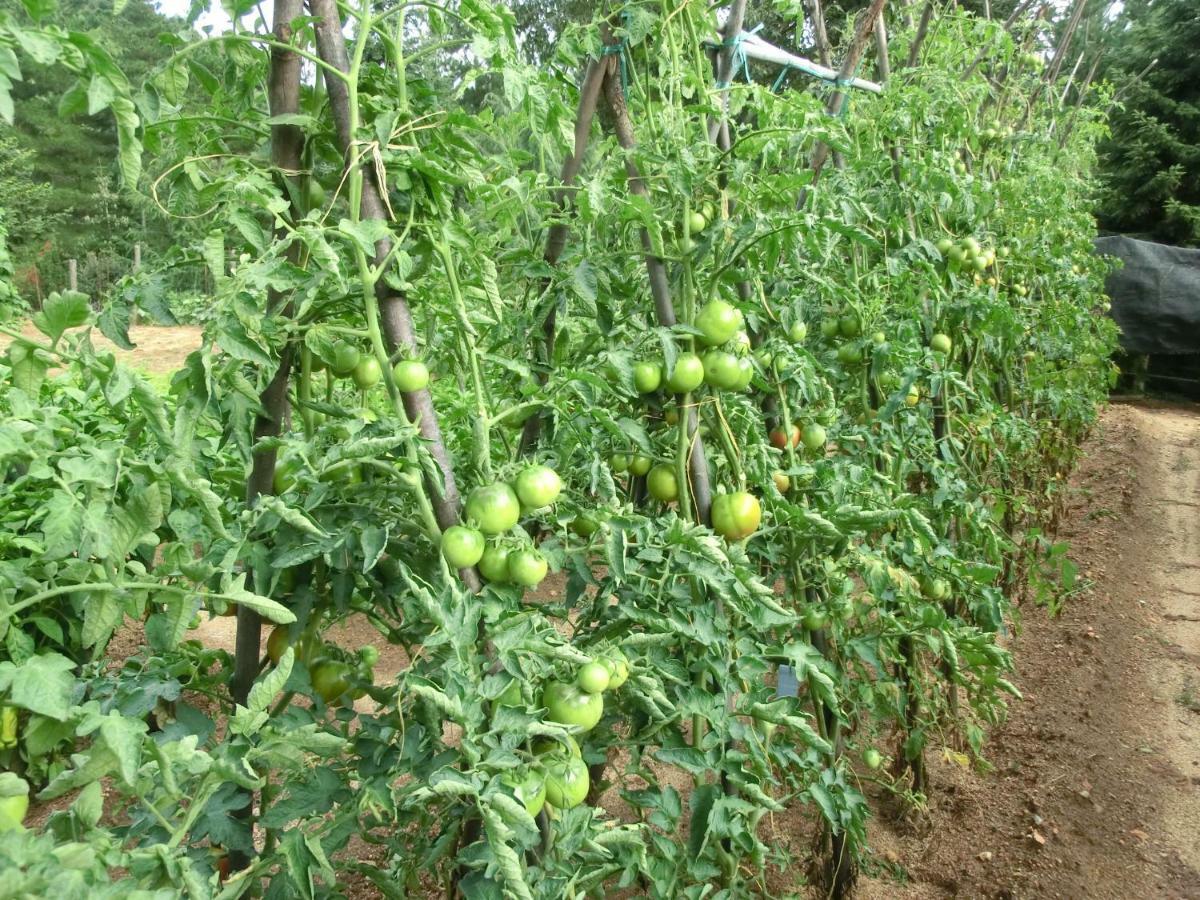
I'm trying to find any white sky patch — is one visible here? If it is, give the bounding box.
[154,0,234,34]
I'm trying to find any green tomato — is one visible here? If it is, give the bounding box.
[331,341,361,377]
[543,754,589,809]
[503,768,547,817]
[694,300,744,347]
[598,648,630,689]
[936,238,954,256]
[359,645,380,668]
[305,180,327,209]
[702,350,742,390]
[633,361,663,394]
[352,357,382,390]
[647,464,679,502]
[802,609,828,631]
[801,423,827,451]
[687,210,708,234]
[963,236,981,254]
[838,315,861,338]
[732,356,754,390]
[609,453,629,474]
[543,680,604,732]
[666,353,705,393]
[819,319,840,339]
[628,455,652,477]
[577,661,611,694]
[392,360,430,392]
[442,526,486,569]
[789,321,808,343]
[478,545,512,583]
[273,457,299,495]
[871,331,887,345]
[310,660,351,703]
[466,483,522,535]
[570,512,603,538]
[507,548,549,587]
[930,333,953,355]
[711,491,762,542]
[863,748,883,770]
[0,792,28,833]
[514,465,562,510]
[837,343,862,366]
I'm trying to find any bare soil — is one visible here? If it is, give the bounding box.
[857,399,1200,900]
[0,321,202,375]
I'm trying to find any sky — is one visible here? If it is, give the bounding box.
[155,0,232,33]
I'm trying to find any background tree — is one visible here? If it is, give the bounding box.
[1095,0,1199,246]
[0,0,185,301]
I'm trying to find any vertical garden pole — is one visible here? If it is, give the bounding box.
[706,0,750,143]
[227,0,306,871]
[67,258,77,292]
[601,65,713,523]
[797,0,889,208]
[308,0,477,585]
[519,57,611,454]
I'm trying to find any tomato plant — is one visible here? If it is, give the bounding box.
[0,0,1121,897]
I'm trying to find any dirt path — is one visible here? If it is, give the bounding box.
[860,399,1200,899]
[0,322,201,374]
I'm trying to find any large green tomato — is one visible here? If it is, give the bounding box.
[687,210,708,235]
[543,754,589,810]
[930,333,953,355]
[503,768,547,817]
[310,660,351,703]
[647,464,679,502]
[507,548,548,587]
[478,545,511,583]
[732,356,754,390]
[609,453,629,474]
[442,526,485,569]
[392,359,430,392]
[514,465,561,510]
[542,681,603,732]
[352,357,382,389]
[273,457,300,495]
[837,343,862,366]
[789,321,807,343]
[819,319,840,339]
[838,315,861,338]
[576,661,611,694]
[695,300,743,347]
[598,648,630,689]
[712,491,762,541]
[0,774,29,832]
[628,455,652,477]
[801,423,827,451]
[702,350,741,390]
[331,341,361,377]
[466,483,522,534]
[633,361,662,394]
[666,353,705,393]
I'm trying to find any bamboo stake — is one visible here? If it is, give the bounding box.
[601,66,713,524]
[519,57,610,454]
[807,0,832,68]
[799,0,889,208]
[903,0,934,69]
[309,0,477,588]
[707,0,751,143]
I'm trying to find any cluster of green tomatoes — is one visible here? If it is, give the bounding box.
[311,339,431,394]
[440,464,562,588]
[502,649,631,815]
